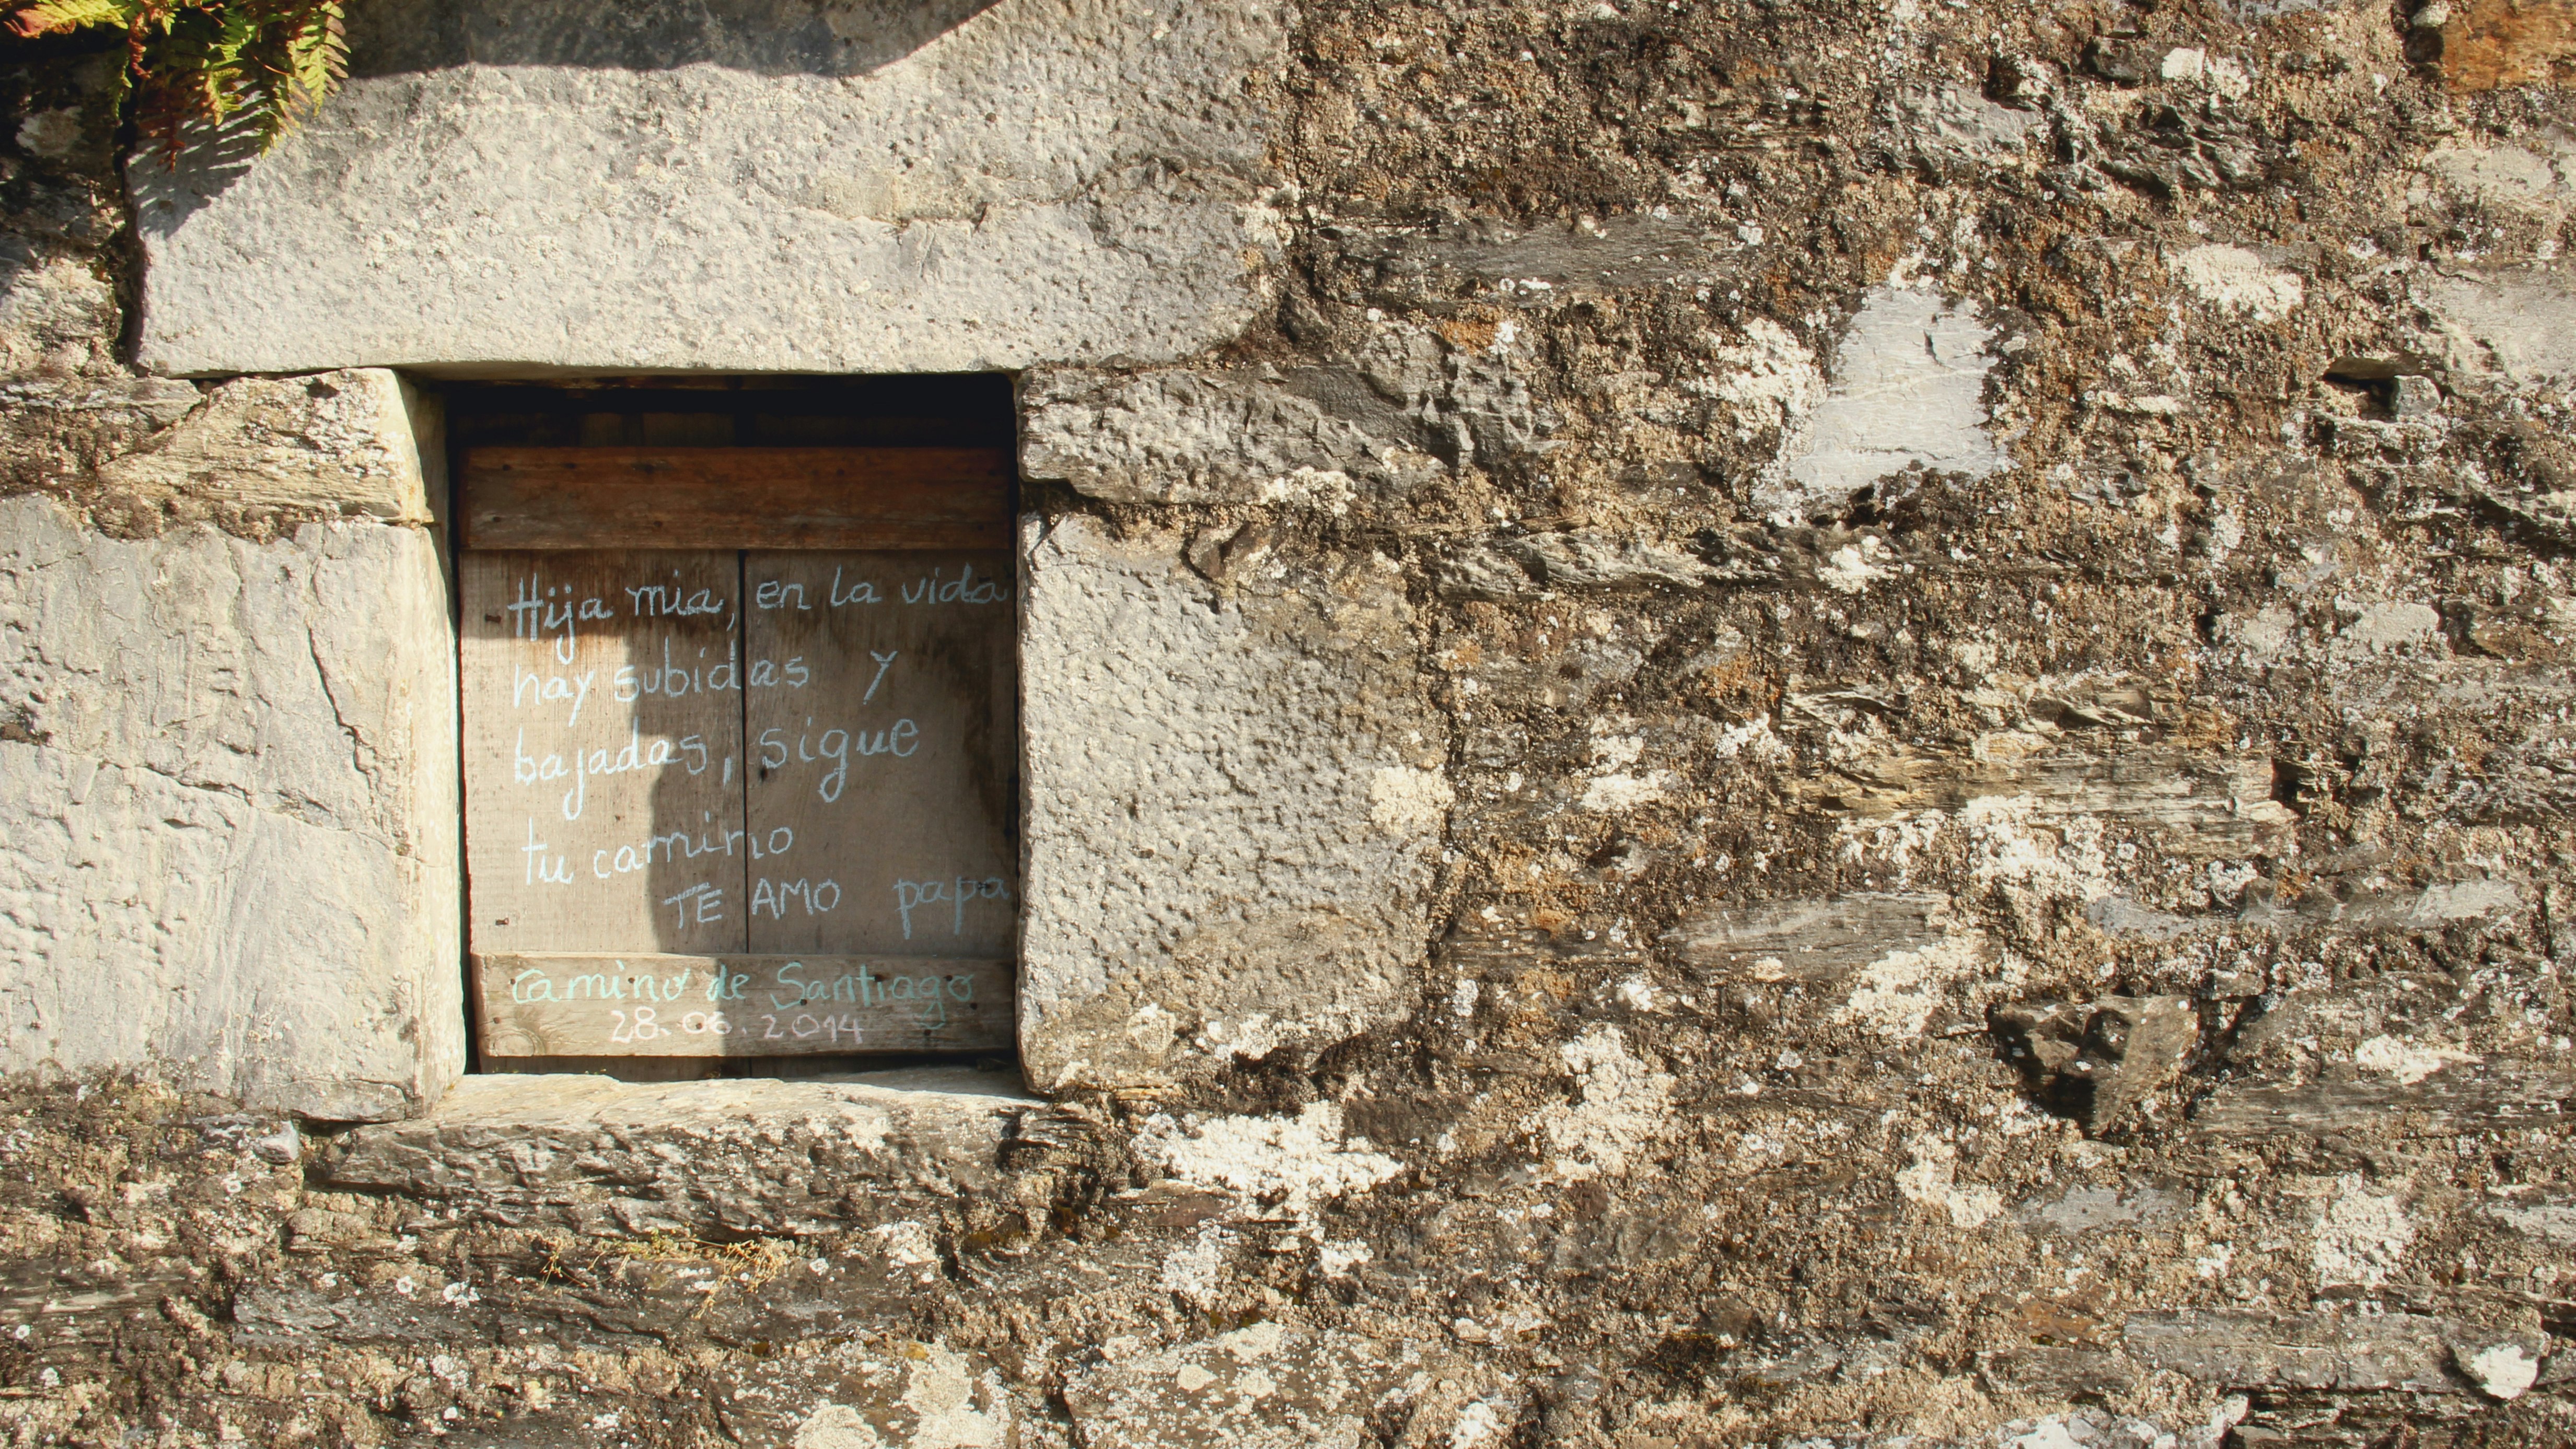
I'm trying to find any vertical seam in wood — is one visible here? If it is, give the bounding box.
[735,549,753,956]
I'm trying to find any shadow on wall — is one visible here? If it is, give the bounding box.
[342,0,1007,78]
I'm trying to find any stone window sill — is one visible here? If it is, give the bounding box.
[318,1069,1043,1240]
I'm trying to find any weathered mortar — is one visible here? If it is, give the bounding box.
[5,0,2576,1443]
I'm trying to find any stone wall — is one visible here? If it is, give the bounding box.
[5,0,2576,1444]
[2,59,465,1119]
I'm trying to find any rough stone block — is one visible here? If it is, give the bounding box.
[710,1336,1017,1448]
[1344,212,1728,300]
[0,234,117,376]
[1018,366,1442,507]
[1884,81,2040,177]
[1667,892,1957,985]
[321,1069,1037,1237]
[1432,529,1772,599]
[1992,996,2198,1132]
[1017,516,1449,1092]
[1064,1324,1468,1449]
[0,495,460,1120]
[2121,1310,2545,1396]
[1799,738,2296,856]
[2187,1061,2575,1138]
[2419,267,2576,391]
[132,0,1288,376]
[1664,892,1994,1040]
[92,368,435,524]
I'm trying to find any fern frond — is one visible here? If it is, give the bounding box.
[5,0,141,39]
[8,0,349,164]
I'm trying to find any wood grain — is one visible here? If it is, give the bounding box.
[475,953,1014,1057]
[461,448,1012,551]
[459,552,747,955]
[742,551,1019,956]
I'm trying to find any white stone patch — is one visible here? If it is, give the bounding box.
[1368,766,1455,832]
[1450,1398,1510,1448]
[2334,599,2444,656]
[1158,1222,1231,1306]
[2420,268,2576,389]
[1579,772,1671,812]
[2489,1199,2576,1243]
[2160,48,2253,96]
[1579,719,1673,813]
[2313,1176,2414,1288]
[2224,604,2299,661]
[2460,1342,2541,1402]
[1960,796,2114,905]
[1711,713,1790,762]
[1133,1102,1402,1218]
[1817,536,1897,593]
[1895,1137,2003,1228]
[1258,466,1360,513]
[2424,133,2576,215]
[872,1221,942,1280]
[1535,1025,1675,1183]
[2351,1034,2479,1085]
[2409,878,2522,922]
[1836,931,1991,1039]
[1699,318,1825,442]
[12,109,79,159]
[2172,244,2306,323]
[1766,281,2003,518]
[1219,1322,1286,1362]
[1317,1239,1374,1278]
[1193,1011,1288,1064]
[795,1404,884,1449]
[1588,725,1646,771]
[899,1344,1011,1448]
[1449,979,1480,1020]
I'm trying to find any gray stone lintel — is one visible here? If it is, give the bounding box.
[132,0,1289,378]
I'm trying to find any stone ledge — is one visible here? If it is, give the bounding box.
[318,1069,1051,1239]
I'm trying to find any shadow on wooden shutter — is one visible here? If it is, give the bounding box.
[461,447,1011,551]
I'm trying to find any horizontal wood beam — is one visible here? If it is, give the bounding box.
[461,447,1013,551]
[475,953,1014,1057]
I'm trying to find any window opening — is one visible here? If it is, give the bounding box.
[445,377,1018,1077]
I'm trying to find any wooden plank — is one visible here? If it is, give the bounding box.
[459,552,748,955]
[742,551,1018,957]
[461,447,1012,552]
[475,953,1014,1057]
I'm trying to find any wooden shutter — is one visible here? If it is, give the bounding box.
[459,448,1016,1060]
